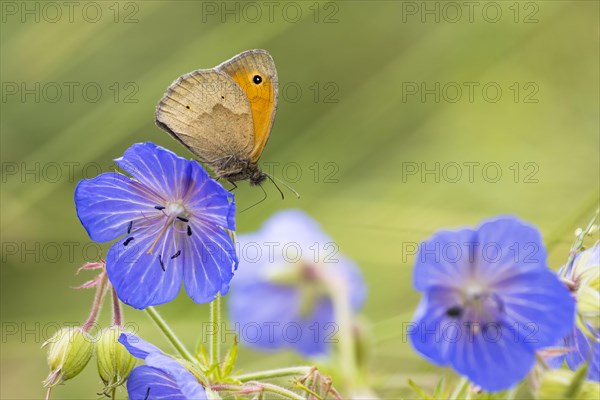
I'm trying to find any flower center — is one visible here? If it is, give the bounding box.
[446,280,505,325]
[146,201,190,256]
[166,202,187,218]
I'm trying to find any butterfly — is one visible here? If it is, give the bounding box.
[155,49,278,186]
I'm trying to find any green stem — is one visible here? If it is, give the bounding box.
[233,366,313,382]
[209,293,222,367]
[562,209,599,276]
[259,382,306,400]
[325,276,360,392]
[145,306,195,363]
[545,195,598,252]
[211,383,305,400]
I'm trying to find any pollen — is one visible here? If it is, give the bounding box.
[147,201,190,255]
[166,202,186,217]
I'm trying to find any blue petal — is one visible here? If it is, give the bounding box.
[229,280,300,351]
[589,340,600,382]
[144,353,207,399]
[565,327,600,381]
[119,333,162,359]
[409,288,536,391]
[115,143,209,201]
[332,255,367,313]
[185,167,236,232]
[121,334,207,399]
[75,172,163,242]
[294,298,336,357]
[499,269,575,349]
[106,226,183,309]
[228,269,339,356]
[413,226,477,292]
[127,364,206,400]
[228,209,366,357]
[257,210,334,258]
[127,366,189,400]
[182,223,237,304]
[449,322,535,391]
[408,288,464,365]
[475,216,548,279]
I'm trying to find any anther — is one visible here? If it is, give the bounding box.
[177,216,189,222]
[187,225,192,236]
[446,305,463,318]
[171,250,181,259]
[154,205,165,210]
[127,221,133,234]
[123,237,134,246]
[158,255,165,271]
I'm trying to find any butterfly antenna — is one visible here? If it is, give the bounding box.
[265,173,300,199]
[240,184,268,213]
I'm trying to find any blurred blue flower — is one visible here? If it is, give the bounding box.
[119,333,206,400]
[548,244,599,381]
[227,209,366,357]
[75,142,237,309]
[408,216,575,392]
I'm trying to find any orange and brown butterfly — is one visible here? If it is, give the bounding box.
[155,49,278,186]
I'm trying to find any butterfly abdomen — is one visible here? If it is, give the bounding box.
[212,157,266,186]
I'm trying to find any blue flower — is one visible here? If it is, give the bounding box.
[227,209,366,357]
[75,142,237,309]
[548,244,599,381]
[119,333,206,400]
[408,216,575,392]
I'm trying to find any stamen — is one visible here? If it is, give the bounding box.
[147,220,171,255]
[171,250,181,259]
[187,225,192,236]
[158,255,165,271]
[123,237,134,246]
[177,216,189,222]
[127,221,133,234]
[144,387,150,400]
[154,205,165,210]
[446,305,463,318]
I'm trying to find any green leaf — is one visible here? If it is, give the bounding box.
[564,363,589,399]
[433,376,446,398]
[221,336,239,378]
[408,379,433,400]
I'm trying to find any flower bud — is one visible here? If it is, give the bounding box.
[96,326,136,390]
[43,327,94,387]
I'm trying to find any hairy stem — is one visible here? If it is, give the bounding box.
[233,366,313,382]
[111,287,122,326]
[211,382,305,400]
[209,293,222,367]
[144,306,195,363]
[82,273,108,332]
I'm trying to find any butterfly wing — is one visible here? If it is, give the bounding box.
[217,49,278,164]
[155,69,255,167]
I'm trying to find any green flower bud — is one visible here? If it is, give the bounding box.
[42,327,94,387]
[96,326,137,390]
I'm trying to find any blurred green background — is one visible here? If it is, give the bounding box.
[1,1,598,398]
